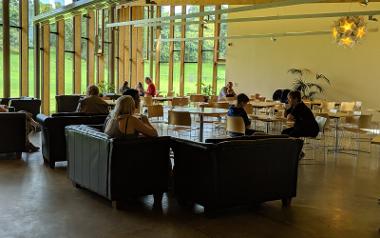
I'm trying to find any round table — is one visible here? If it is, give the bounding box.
[171,108,228,142]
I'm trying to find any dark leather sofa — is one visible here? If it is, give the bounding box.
[65,125,171,207]
[10,99,41,119]
[36,112,108,168]
[0,112,27,157]
[172,136,303,214]
[55,95,83,112]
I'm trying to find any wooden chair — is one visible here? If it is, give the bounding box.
[339,101,355,113]
[167,110,194,139]
[142,95,153,107]
[225,96,236,102]
[170,97,189,107]
[209,95,218,103]
[214,102,230,109]
[147,105,165,133]
[343,114,377,153]
[189,94,206,103]
[320,101,336,113]
[226,116,246,135]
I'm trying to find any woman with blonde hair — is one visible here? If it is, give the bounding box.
[104,95,158,138]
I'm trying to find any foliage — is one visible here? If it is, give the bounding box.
[200,82,215,96]
[97,81,115,94]
[288,68,330,100]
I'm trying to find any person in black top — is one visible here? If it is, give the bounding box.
[282,91,319,138]
[228,93,257,136]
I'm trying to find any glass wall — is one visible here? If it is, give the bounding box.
[50,23,57,112]
[81,14,88,94]
[159,6,170,95]
[184,5,199,95]
[10,0,21,97]
[28,0,35,97]
[39,0,73,14]
[0,2,3,97]
[65,18,74,94]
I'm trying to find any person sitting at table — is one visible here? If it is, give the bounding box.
[105,95,158,138]
[228,93,256,136]
[218,82,236,101]
[282,90,319,138]
[76,85,109,114]
[145,77,156,97]
[119,81,130,94]
[0,105,39,152]
[136,82,145,96]
[123,88,141,110]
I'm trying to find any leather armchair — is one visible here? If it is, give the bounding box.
[9,99,41,119]
[55,95,83,112]
[172,137,303,214]
[65,125,171,207]
[0,112,27,157]
[36,113,108,168]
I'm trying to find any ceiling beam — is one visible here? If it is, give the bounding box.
[107,0,325,28]
[131,0,380,5]
[134,10,380,27]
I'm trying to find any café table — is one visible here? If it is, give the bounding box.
[250,101,281,114]
[152,96,174,102]
[171,107,228,142]
[317,112,349,153]
[249,114,286,133]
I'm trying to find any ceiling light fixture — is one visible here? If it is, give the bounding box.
[360,0,369,7]
[332,16,367,47]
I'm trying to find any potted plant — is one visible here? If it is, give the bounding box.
[288,68,330,100]
[97,81,115,97]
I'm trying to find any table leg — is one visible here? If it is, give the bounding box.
[334,118,339,152]
[199,114,204,142]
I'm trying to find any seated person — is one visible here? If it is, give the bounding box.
[0,105,39,152]
[282,90,319,138]
[145,77,156,97]
[104,95,158,138]
[218,82,236,101]
[227,93,257,136]
[136,82,145,97]
[119,81,130,94]
[76,85,109,114]
[123,88,141,110]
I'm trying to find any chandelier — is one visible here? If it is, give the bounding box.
[332,16,367,47]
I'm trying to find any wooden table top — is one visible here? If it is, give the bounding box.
[372,136,380,145]
[104,100,116,106]
[250,102,281,108]
[249,114,286,122]
[172,107,228,115]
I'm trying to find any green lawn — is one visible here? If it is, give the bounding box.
[0,50,226,113]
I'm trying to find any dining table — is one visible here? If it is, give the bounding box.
[249,114,286,133]
[317,112,349,153]
[171,107,228,142]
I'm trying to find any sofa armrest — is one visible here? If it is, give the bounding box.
[65,125,111,198]
[109,136,172,199]
[36,113,49,125]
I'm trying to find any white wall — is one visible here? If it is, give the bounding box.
[226,3,380,112]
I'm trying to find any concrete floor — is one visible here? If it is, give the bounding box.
[1,134,380,238]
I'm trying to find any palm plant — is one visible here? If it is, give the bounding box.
[288,68,330,100]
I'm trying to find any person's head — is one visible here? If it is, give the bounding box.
[123,88,140,109]
[236,93,250,108]
[87,85,100,96]
[287,90,302,106]
[111,95,136,119]
[145,77,152,85]
[227,82,233,89]
[122,81,129,88]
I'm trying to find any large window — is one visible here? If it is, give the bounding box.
[81,14,88,94]
[28,0,35,97]
[0,2,3,97]
[50,23,57,112]
[65,18,74,94]
[159,6,170,95]
[184,5,199,95]
[39,0,73,14]
[10,0,21,97]
[172,6,182,96]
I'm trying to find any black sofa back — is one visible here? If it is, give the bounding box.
[172,137,303,214]
[55,95,83,112]
[8,99,41,119]
[65,125,171,205]
[0,112,27,155]
[36,113,108,168]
